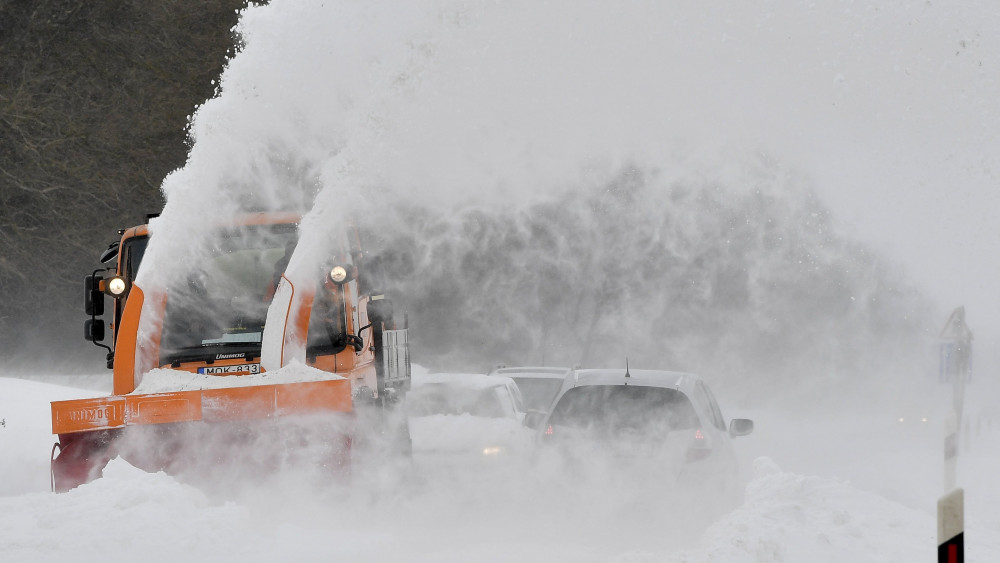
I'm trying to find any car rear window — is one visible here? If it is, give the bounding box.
[512,378,565,412]
[547,385,699,433]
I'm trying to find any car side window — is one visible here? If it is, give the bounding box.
[695,381,727,431]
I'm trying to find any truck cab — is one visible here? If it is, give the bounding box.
[57,213,410,491]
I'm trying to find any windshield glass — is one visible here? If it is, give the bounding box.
[304,280,349,356]
[159,223,297,363]
[122,235,149,280]
[510,377,565,412]
[547,385,699,436]
[115,235,148,328]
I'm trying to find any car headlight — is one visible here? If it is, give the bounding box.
[482,446,506,456]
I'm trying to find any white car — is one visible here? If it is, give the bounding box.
[488,366,574,421]
[537,368,753,503]
[407,373,534,463]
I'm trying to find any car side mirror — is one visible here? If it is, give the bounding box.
[729,418,754,437]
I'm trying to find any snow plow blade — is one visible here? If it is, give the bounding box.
[51,379,352,492]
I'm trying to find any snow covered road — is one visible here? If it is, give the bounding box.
[2,376,996,562]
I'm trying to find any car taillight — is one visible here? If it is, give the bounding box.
[686,428,711,462]
[544,424,554,436]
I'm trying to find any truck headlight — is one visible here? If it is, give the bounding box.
[328,266,349,284]
[106,276,127,297]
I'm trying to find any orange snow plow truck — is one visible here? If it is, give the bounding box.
[50,213,411,492]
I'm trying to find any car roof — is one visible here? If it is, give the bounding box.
[490,366,573,379]
[414,372,515,390]
[569,368,699,391]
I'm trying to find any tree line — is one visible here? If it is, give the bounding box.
[0,0,246,369]
[370,164,934,399]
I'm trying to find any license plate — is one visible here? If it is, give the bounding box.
[198,363,261,375]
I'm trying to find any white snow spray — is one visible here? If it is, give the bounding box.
[121,0,1000,559]
[139,0,940,398]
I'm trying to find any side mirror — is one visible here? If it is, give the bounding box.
[84,319,105,342]
[729,418,754,437]
[85,275,104,316]
[99,242,120,264]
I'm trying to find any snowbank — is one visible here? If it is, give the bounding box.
[0,378,105,495]
[131,360,343,394]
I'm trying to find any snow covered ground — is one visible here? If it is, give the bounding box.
[1,373,996,562]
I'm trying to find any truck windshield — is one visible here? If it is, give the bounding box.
[115,235,149,329]
[159,223,298,364]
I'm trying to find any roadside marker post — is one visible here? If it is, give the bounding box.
[937,307,971,563]
[938,488,964,563]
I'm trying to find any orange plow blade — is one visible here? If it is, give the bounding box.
[51,379,353,492]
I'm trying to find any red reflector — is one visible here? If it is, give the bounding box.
[687,428,710,462]
[544,425,553,435]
